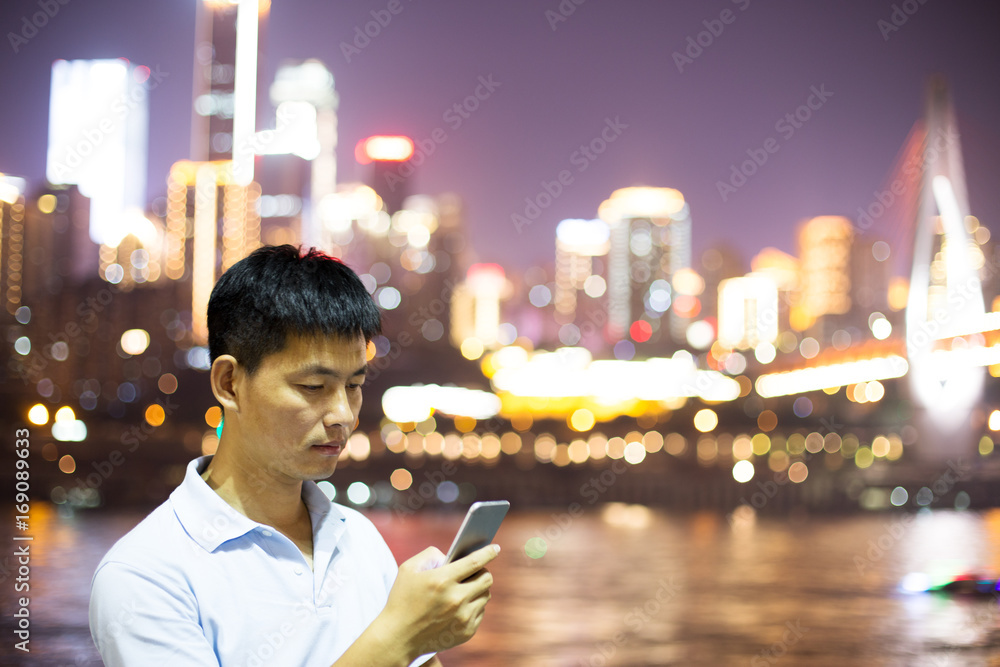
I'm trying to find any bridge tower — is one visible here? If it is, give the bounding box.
[905,76,987,460]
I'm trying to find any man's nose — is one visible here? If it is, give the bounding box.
[323,387,353,428]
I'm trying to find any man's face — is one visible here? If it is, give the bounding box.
[231,332,368,484]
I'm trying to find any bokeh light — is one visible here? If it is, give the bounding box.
[145,404,166,427]
[390,468,412,491]
[28,403,49,425]
[732,459,754,483]
[693,409,718,433]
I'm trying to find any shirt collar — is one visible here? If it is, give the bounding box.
[170,455,346,553]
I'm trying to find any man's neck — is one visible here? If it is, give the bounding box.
[200,450,309,532]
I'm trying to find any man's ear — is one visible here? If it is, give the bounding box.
[210,355,242,413]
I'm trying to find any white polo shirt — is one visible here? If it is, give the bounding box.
[89,455,433,667]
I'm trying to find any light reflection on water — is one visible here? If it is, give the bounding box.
[5,503,1000,666]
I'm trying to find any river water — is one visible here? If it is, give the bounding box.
[4,502,1000,666]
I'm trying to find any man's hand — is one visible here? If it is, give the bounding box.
[330,544,498,667]
[378,544,499,657]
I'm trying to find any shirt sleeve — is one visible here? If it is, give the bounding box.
[90,560,221,667]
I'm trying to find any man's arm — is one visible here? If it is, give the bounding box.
[330,544,498,667]
[90,561,222,667]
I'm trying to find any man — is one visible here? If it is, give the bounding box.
[90,245,498,666]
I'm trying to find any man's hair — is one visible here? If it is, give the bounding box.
[207,244,382,375]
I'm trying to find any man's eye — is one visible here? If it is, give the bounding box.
[299,384,323,391]
[348,382,365,390]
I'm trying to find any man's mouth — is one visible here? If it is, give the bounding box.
[312,442,344,456]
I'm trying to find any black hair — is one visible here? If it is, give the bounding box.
[207,244,382,375]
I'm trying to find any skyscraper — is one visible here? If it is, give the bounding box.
[795,215,853,333]
[261,59,339,247]
[553,218,609,326]
[0,175,26,315]
[597,187,690,344]
[717,274,780,350]
[190,0,269,186]
[46,59,148,246]
[164,160,261,343]
[179,0,270,341]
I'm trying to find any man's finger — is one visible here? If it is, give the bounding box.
[458,565,493,590]
[444,544,499,580]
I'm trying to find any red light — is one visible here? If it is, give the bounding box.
[467,263,505,291]
[629,320,652,343]
[134,66,150,83]
[355,136,414,164]
[468,263,504,279]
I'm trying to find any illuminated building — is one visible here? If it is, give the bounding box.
[450,264,509,349]
[553,219,609,325]
[262,60,339,247]
[190,0,269,186]
[254,154,308,247]
[97,210,166,292]
[356,135,415,216]
[314,183,386,256]
[0,175,26,315]
[46,59,148,245]
[23,185,96,298]
[598,187,691,344]
[164,160,261,342]
[698,243,747,336]
[796,216,853,330]
[717,274,780,349]
[850,238,892,320]
[750,247,799,336]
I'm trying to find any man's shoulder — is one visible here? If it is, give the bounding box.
[94,497,192,578]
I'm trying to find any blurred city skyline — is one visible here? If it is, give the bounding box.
[2,0,1000,514]
[4,6,1000,663]
[1,0,999,269]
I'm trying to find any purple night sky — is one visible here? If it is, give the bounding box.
[1,0,998,271]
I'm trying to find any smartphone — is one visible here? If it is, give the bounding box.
[444,500,510,563]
